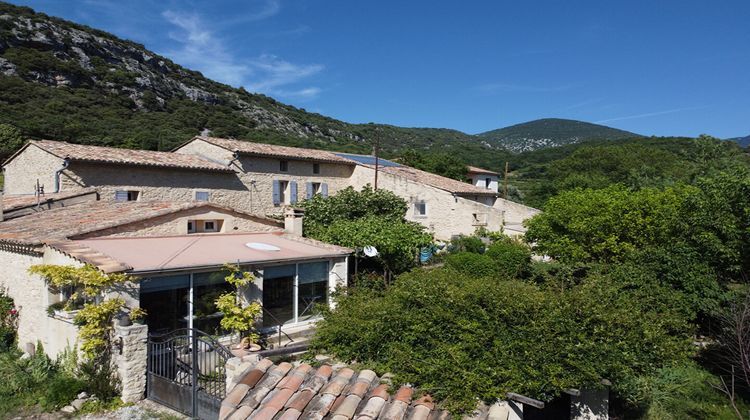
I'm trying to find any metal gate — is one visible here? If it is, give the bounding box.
[147,329,233,419]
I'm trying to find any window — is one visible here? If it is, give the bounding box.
[203,220,218,232]
[279,181,289,204]
[414,201,427,217]
[280,160,289,172]
[115,190,139,201]
[486,177,492,188]
[313,163,320,174]
[195,191,210,201]
[187,219,223,233]
[262,261,329,328]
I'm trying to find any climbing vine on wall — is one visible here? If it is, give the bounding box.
[28,264,135,359]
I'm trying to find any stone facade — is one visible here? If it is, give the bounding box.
[73,207,281,239]
[3,143,64,195]
[349,165,505,240]
[0,246,81,357]
[176,138,354,217]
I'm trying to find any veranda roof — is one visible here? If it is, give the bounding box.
[50,232,351,274]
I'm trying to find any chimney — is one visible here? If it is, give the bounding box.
[284,208,304,236]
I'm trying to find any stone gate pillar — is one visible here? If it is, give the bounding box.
[113,323,148,403]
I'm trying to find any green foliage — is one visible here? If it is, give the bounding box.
[484,238,532,279]
[215,264,261,343]
[129,306,147,322]
[444,252,497,278]
[39,375,87,411]
[302,186,432,274]
[447,234,486,254]
[311,267,690,412]
[398,149,468,180]
[0,289,17,352]
[28,264,134,359]
[619,363,749,420]
[0,123,24,160]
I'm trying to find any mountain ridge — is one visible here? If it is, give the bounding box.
[0,1,643,164]
[478,118,641,153]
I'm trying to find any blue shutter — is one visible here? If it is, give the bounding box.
[306,182,314,199]
[272,180,281,205]
[290,181,298,204]
[321,183,329,198]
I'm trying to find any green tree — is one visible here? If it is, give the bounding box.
[0,123,24,160]
[301,186,432,275]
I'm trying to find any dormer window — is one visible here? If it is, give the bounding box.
[280,160,289,172]
[204,220,217,232]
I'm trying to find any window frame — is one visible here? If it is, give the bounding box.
[279,160,289,172]
[115,190,140,202]
[414,201,427,217]
[195,191,210,202]
[312,163,320,174]
[203,220,218,232]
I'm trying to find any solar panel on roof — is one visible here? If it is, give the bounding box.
[334,153,402,167]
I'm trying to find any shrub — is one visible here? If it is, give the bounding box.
[447,235,485,254]
[444,252,496,278]
[485,238,532,278]
[310,267,690,412]
[40,375,87,411]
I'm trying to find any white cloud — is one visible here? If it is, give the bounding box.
[595,106,709,124]
[160,7,323,100]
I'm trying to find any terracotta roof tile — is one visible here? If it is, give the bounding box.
[27,140,231,172]
[223,360,448,420]
[368,164,498,196]
[0,200,279,247]
[194,136,356,165]
[1,189,98,213]
[467,166,499,175]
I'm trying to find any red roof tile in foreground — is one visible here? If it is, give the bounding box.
[1,189,98,212]
[17,140,232,172]
[193,136,356,165]
[221,359,449,420]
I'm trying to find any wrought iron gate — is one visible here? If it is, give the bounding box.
[147,329,233,419]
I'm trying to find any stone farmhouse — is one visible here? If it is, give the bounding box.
[0,137,539,415]
[4,136,538,240]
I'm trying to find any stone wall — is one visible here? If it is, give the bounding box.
[176,138,355,217]
[113,323,148,403]
[60,163,249,206]
[0,247,80,357]
[493,198,541,236]
[349,165,505,240]
[73,207,282,239]
[3,144,64,195]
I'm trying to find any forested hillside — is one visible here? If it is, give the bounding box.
[0,2,508,168]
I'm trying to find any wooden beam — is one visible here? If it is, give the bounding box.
[562,388,581,396]
[506,392,545,409]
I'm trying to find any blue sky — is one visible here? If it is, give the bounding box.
[10,0,750,138]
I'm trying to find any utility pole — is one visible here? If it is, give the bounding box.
[503,161,509,199]
[372,125,380,190]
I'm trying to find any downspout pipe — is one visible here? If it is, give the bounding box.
[54,158,69,193]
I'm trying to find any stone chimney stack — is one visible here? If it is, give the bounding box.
[284,208,304,236]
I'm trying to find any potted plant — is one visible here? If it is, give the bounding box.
[129,307,147,325]
[215,264,262,353]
